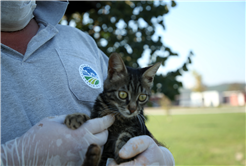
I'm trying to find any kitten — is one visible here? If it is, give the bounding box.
[65,53,164,166]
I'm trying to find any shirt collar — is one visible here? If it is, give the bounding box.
[34,1,69,26]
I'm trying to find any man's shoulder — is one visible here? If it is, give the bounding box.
[56,24,89,37]
[55,24,96,45]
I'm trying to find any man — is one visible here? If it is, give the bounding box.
[1,1,174,165]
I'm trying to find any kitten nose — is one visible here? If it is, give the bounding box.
[128,105,137,114]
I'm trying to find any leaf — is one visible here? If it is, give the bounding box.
[174,69,182,76]
[188,57,192,64]
[156,56,167,65]
[165,47,178,56]
[171,0,177,7]
[190,50,194,56]
[182,64,188,71]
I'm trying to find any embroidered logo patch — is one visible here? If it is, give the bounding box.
[79,64,101,89]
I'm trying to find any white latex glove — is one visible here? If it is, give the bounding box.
[1,114,115,166]
[106,135,175,166]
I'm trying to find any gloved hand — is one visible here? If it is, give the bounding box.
[1,114,115,166]
[106,135,175,166]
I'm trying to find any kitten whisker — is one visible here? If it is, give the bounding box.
[140,114,146,121]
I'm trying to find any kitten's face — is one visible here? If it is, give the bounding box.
[103,53,161,119]
[116,89,147,117]
[110,67,150,118]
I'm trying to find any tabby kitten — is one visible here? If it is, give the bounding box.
[65,53,163,166]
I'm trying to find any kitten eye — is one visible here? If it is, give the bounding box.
[118,91,128,99]
[138,94,147,102]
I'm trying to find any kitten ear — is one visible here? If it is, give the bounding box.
[142,62,161,87]
[108,53,128,81]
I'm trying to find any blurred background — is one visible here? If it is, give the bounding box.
[62,1,245,165]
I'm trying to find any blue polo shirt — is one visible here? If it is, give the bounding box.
[1,1,108,144]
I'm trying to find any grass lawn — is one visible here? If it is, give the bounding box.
[146,113,245,165]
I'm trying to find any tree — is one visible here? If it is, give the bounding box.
[228,83,245,91]
[63,1,193,101]
[191,70,205,92]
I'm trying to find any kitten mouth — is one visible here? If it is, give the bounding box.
[118,109,138,118]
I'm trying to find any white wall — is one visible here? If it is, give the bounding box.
[203,91,220,107]
[190,92,203,107]
[238,93,245,106]
[190,91,221,107]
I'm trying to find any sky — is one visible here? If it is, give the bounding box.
[68,1,245,89]
[147,1,245,88]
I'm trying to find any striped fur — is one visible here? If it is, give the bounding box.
[90,53,163,165]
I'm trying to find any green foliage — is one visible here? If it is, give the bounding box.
[228,83,245,91]
[65,1,194,100]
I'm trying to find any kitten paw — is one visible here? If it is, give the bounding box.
[115,154,131,165]
[83,144,101,166]
[114,132,132,164]
[64,113,90,130]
